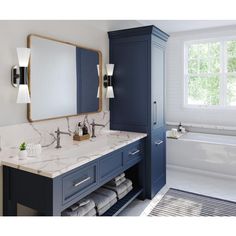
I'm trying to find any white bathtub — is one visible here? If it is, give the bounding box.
[167,132,236,179]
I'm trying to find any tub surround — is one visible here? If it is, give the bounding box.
[167,132,236,179]
[0,130,147,178]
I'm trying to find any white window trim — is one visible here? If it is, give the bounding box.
[183,36,236,109]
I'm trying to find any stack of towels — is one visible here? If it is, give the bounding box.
[87,187,117,215]
[104,173,133,200]
[62,198,96,216]
[62,173,133,216]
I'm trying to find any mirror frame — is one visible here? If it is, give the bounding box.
[27,34,103,122]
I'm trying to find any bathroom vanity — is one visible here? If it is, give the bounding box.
[1,131,146,216]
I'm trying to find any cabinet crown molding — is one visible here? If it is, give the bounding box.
[108,25,169,42]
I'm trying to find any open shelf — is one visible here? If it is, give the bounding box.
[102,187,143,216]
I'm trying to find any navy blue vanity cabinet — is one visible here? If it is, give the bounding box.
[108,26,169,199]
[3,138,146,216]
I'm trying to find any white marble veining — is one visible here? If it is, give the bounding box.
[0,130,146,178]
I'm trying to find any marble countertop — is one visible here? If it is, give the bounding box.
[0,130,147,178]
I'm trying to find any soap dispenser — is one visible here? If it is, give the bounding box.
[177,122,183,132]
[77,122,83,136]
[82,121,88,135]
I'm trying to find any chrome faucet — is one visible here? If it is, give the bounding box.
[55,127,71,148]
[90,119,105,138]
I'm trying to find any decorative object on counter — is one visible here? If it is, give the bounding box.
[75,122,83,136]
[166,129,184,139]
[19,142,27,159]
[90,119,105,138]
[73,133,90,141]
[177,122,183,132]
[171,128,178,137]
[73,120,90,141]
[11,47,31,104]
[103,64,115,98]
[82,121,89,135]
[26,143,42,157]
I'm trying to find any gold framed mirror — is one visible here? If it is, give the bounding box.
[27,34,102,122]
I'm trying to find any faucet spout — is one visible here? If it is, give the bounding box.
[90,119,105,138]
[55,127,71,149]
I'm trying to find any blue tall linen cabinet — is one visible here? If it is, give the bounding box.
[108,25,169,199]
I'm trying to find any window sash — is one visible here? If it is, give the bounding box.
[184,38,236,108]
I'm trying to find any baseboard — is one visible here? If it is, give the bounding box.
[167,164,236,181]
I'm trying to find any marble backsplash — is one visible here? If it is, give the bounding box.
[0,111,110,150]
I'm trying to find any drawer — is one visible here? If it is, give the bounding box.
[124,140,145,166]
[62,163,97,203]
[99,151,123,183]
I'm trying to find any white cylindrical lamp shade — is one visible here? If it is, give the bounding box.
[106,86,114,98]
[17,84,31,103]
[17,48,31,67]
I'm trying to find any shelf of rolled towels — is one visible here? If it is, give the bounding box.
[62,173,133,216]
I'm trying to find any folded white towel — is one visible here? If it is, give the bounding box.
[104,178,132,196]
[62,199,95,216]
[84,208,97,216]
[106,176,126,187]
[117,185,133,200]
[97,197,117,216]
[114,173,125,182]
[95,187,117,201]
[88,192,111,210]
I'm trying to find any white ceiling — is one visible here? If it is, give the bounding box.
[90,20,236,34]
[138,20,236,34]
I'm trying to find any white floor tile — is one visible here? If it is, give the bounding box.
[119,168,236,216]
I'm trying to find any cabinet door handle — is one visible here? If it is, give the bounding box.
[73,176,91,187]
[153,101,157,125]
[155,140,163,145]
[129,150,140,156]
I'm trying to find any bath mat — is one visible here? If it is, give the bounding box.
[148,188,236,216]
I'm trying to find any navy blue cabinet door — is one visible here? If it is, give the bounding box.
[151,39,165,132]
[150,127,166,198]
[110,37,149,133]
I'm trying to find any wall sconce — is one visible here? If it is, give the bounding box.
[104,64,115,99]
[11,48,31,103]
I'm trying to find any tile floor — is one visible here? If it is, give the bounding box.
[119,167,236,216]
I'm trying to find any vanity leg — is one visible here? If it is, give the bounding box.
[3,166,17,216]
[138,160,146,201]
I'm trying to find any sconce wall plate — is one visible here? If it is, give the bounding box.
[11,65,19,87]
[11,66,28,87]
[103,75,112,88]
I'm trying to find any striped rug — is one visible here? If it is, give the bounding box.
[148,188,236,216]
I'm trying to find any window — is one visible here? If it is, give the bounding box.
[184,38,236,107]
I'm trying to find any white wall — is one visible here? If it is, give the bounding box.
[0,20,110,126]
[166,25,236,127]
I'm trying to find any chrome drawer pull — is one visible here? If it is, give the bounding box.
[129,150,140,156]
[73,176,91,187]
[155,140,163,145]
